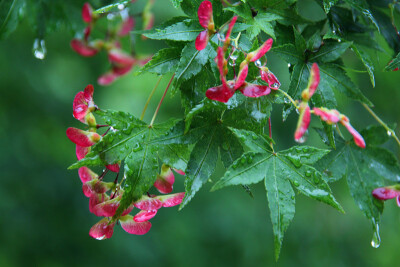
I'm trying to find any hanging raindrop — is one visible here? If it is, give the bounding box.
[371,225,381,248]
[32,39,46,60]
[288,63,291,68]
[254,59,262,68]
[387,130,392,137]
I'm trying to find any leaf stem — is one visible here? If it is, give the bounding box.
[140,75,163,120]
[362,103,400,147]
[149,74,175,127]
[277,89,299,109]
[268,118,272,139]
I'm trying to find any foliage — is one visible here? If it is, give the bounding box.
[3,0,400,261]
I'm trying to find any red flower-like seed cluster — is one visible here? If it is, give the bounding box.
[293,63,366,148]
[202,11,279,103]
[71,2,151,86]
[67,85,185,240]
[372,185,400,207]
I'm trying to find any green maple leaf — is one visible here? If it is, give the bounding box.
[316,127,400,236]
[68,110,190,217]
[137,48,181,76]
[212,128,343,259]
[142,19,203,41]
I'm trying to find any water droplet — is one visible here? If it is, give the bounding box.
[293,181,300,187]
[252,135,258,140]
[371,224,381,248]
[230,50,239,62]
[32,39,46,60]
[118,4,125,10]
[232,163,238,169]
[132,143,142,152]
[291,195,295,200]
[295,130,308,144]
[296,136,306,144]
[123,128,132,135]
[254,59,262,68]
[229,61,236,67]
[95,235,106,240]
[241,157,246,164]
[332,30,336,34]
[283,98,290,104]
[288,63,291,68]
[305,170,312,177]
[287,154,302,168]
[338,39,342,42]
[107,13,116,20]
[247,156,253,164]
[272,83,280,89]
[387,130,392,136]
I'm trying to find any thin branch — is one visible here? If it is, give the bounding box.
[362,103,400,147]
[140,76,163,120]
[149,74,175,127]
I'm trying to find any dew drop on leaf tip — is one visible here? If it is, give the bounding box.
[32,39,46,60]
[371,221,381,248]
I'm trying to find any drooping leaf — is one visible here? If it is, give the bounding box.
[212,143,342,258]
[264,158,295,260]
[351,44,375,86]
[181,126,219,209]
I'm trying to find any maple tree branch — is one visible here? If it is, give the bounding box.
[149,74,175,127]
[140,75,163,120]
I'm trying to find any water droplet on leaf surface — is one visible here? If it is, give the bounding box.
[133,143,142,152]
[287,154,302,168]
[33,39,46,60]
[387,130,392,137]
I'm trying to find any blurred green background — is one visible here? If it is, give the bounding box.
[1,0,400,266]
